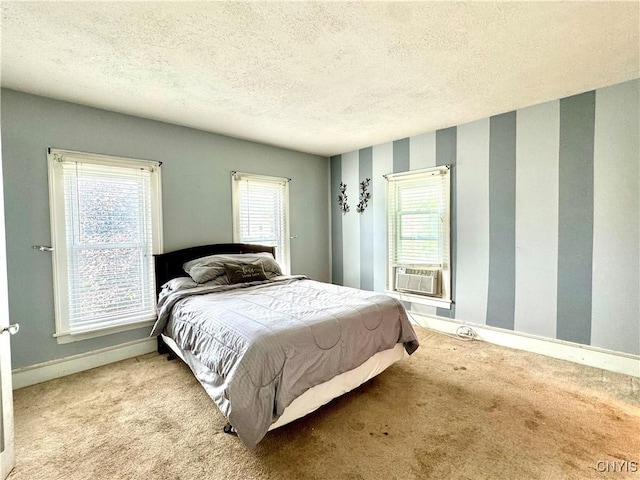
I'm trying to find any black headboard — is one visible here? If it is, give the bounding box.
[153,243,276,295]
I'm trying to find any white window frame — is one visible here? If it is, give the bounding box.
[47,148,163,343]
[231,172,291,274]
[385,166,452,309]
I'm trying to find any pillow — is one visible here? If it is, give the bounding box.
[161,277,197,293]
[160,276,226,292]
[224,262,269,284]
[183,252,282,284]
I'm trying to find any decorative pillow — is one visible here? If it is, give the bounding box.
[183,252,282,284]
[224,262,269,284]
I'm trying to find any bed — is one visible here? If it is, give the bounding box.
[151,243,419,447]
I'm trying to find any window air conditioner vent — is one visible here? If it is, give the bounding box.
[395,267,440,296]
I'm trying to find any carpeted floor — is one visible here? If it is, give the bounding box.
[8,326,640,480]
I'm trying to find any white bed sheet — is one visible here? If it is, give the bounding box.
[160,333,404,431]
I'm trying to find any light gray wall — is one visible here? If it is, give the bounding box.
[1,88,330,369]
[331,79,639,356]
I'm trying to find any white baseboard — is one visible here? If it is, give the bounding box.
[12,337,157,390]
[409,312,640,378]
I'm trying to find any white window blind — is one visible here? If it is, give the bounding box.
[48,149,162,340]
[232,172,290,274]
[386,166,451,299]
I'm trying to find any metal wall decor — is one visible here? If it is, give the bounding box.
[337,182,350,214]
[356,178,371,213]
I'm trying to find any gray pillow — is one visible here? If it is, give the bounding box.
[161,277,197,292]
[183,252,282,284]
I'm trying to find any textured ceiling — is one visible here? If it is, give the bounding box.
[1,2,639,157]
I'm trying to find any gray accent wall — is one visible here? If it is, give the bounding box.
[331,79,639,356]
[393,138,410,174]
[436,128,457,319]
[1,89,330,369]
[556,92,595,345]
[487,112,517,330]
[330,155,343,285]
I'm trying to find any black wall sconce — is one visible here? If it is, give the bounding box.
[356,178,371,213]
[338,182,350,214]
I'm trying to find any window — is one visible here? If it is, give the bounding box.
[231,172,290,274]
[47,149,162,342]
[386,166,451,306]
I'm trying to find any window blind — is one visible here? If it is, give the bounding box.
[48,150,162,337]
[387,167,450,267]
[232,173,290,274]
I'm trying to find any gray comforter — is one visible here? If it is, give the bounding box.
[151,276,419,447]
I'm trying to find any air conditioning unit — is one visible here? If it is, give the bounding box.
[395,267,440,296]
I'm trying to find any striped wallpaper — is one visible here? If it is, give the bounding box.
[331,79,639,356]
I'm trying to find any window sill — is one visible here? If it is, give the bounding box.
[54,319,155,344]
[385,290,452,310]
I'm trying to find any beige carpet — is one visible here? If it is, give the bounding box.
[9,327,640,480]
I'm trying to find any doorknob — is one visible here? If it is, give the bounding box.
[0,323,19,335]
